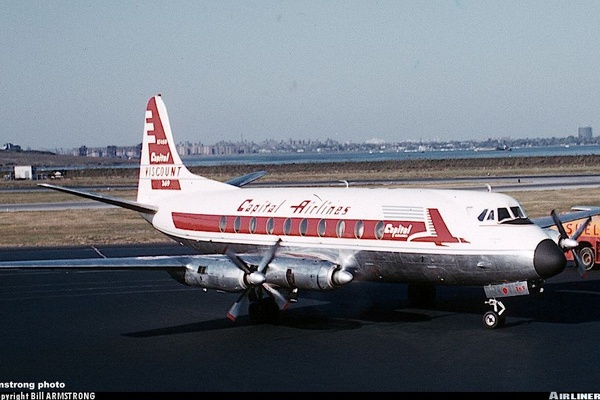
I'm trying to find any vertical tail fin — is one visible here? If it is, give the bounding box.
[137,95,231,204]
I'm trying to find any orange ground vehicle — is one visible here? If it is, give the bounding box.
[564,215,600,271]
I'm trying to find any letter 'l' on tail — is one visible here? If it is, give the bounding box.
[137,94,232,204]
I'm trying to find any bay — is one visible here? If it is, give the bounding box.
[182,145,600,167]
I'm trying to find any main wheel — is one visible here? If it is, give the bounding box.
[578,246,596,271]
[248,297,280,324]
[483,310,505,329]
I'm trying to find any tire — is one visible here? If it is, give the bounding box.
[483,311,501,329]
[248,298,279,324]
[578,246,596,271]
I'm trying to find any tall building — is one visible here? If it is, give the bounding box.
[578,127,593,139]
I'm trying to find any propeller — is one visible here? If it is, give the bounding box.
[550,209,591,277]
[225,239,288,321]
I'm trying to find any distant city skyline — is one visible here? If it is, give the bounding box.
[4,127,595,159]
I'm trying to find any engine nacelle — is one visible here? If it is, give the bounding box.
[171,255,353,293]
[544,228,561,247]
[265,257,353,291]
[182,256,248,292]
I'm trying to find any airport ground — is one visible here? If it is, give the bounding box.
[1,244,599,392]
[2,155,600,392]
[2,154,600,247]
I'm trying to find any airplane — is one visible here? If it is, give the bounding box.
[1,94,598,329]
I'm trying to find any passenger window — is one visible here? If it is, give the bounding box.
[249,217,256,234]
[336,220,345,238]
[234,216,241,233]
[219,216,227,232]
[266,217,274,235]
[354,220,364,239]
[317,219,326,237]
[283,218,292,235]
[299,219,308,236]
[375,221,384,240]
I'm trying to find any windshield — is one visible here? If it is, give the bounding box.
[477,206,532,224]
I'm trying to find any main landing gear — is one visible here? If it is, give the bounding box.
[247,286,298,324]
[248,296,280,324]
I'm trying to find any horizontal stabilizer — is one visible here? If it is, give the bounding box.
[39,183,158,214]
[225,171,266,187]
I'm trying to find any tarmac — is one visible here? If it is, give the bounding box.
[1,243,600,392]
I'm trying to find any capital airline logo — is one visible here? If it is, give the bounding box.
[143,97,181,190]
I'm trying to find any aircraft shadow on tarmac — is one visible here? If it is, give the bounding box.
[123,268,600,337]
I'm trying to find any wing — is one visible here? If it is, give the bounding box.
[225,171,266,187]
[531,205,600,277]
[531,206,600,229]
[0,255,203,270]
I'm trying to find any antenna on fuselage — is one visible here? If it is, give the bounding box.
[487,184,492,192]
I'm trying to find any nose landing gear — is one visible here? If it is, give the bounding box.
[483,298,506,329]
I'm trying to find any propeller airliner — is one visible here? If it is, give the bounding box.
[2,94,598,329]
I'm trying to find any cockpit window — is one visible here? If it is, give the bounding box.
[497,208,511,223]
[502,206,533,225]
[477,209,487,222]
[477,206,532,225]
[510,206,526,218]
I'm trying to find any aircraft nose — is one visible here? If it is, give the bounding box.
[533,238,566,278]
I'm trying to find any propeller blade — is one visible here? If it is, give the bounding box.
[572,217,592,241]
[551,209,569,239]
[550,209,583,251]
[550,211,590,278]
[225,240,287,321]
[225,248,251,274]
[227,288,251,321]
[262,283,289,310]
[572,250,588,278]
[257,239,281,273]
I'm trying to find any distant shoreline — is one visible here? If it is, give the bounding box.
[3,151,600,182]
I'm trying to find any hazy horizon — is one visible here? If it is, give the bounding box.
[3,1,600,150]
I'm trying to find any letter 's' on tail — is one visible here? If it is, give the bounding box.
[137,94,231,204]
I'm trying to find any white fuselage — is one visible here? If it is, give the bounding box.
[144,186,558,286]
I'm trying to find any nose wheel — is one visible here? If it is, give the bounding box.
[483,299,506,329]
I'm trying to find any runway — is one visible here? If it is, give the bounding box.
[1,244,600,392]
[3,173,600,212]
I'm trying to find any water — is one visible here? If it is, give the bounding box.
[31,144,600,172]
[181,145,600,167]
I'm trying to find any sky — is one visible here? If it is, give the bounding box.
[2,1,600,151]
